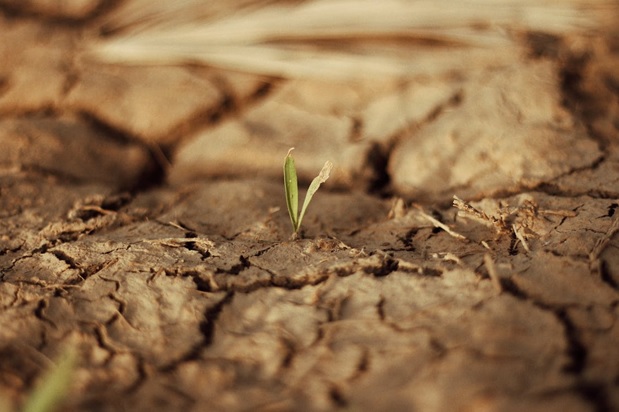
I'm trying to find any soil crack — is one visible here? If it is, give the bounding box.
[495,267,614,412]
[161,292,234,371]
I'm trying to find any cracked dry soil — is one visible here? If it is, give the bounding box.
[1,2,619,411]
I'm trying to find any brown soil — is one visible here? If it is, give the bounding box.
[1,2,618,411]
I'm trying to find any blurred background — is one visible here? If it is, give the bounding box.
[0,0,617,201]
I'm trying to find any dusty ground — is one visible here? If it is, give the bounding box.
[1,1,619,411]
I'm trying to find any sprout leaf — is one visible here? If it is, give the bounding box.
[283,149,332,237]
[283,148,299,232]
[298,160,333,232]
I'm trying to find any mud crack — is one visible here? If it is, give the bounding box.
[161,292,234,371]
[495,272,613,412]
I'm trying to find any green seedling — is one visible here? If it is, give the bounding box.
[23,347,77,412]
[284,148,333,239]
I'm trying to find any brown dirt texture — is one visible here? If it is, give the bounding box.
[1,1,619,411]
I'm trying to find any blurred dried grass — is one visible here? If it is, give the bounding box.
[87,0,615,79]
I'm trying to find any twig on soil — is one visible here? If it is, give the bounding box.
[166,221,192,231]
[144,237,219,256]
[415,206,467,241]
[512,224,531,253]
[453,195,510,234]
[538,209,578,217]
[387,197,407,220]
[589,215,619,261]
[431,252,464,265]
[72,205,116,216]
[483,253,503,294]
[454,195,584,254]
[453,195,542,253]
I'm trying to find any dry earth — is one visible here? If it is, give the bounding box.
[1,1,619,411]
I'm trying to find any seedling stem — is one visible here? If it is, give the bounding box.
[283,148,332,239]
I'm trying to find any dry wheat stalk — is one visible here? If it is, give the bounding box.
[87,0,613,79]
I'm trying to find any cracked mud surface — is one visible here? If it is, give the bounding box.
[1,2,619,411]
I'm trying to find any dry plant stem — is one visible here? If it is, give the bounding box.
[415,205,468,241]
[484,254,503,294]
[512,224,531,252]
[453,195,510,234]
[88,0,606,79]
[589,214,619,261]
[145,237,217,251]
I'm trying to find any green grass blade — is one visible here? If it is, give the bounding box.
[283,148,299,232]
[23,347,77,412]
[298,160,333,231]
